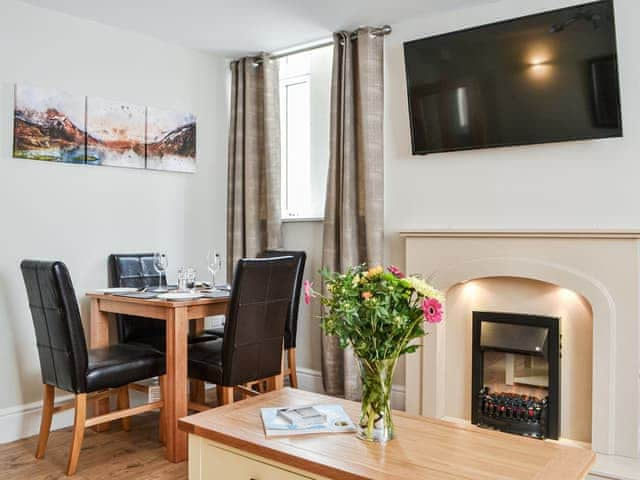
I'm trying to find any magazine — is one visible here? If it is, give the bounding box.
[261,404,356,437]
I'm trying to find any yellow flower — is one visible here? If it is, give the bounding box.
[366,266,384,277]
[352,274,361,287]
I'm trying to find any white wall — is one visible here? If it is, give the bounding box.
[287,0,640,389]
[282,221,324,372]
[385,0,639,267]
[0,0,228,422]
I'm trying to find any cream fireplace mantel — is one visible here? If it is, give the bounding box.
[401,229,640,461]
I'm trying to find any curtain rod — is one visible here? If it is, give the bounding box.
[253,25,392,63]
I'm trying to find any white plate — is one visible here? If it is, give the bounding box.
[95,287,139,294]
[156,292,203,301]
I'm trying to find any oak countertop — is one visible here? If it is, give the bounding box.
[178,388,595,480]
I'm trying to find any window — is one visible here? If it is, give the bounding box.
[279,46,333,219]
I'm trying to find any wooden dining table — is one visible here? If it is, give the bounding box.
[87,291,230,463]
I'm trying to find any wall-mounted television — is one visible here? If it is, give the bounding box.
[403,0,622,155]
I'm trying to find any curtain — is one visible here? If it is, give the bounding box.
[227,55,282,279]
[321,29,385,399]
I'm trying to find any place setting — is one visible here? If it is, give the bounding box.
[96,250,230,301]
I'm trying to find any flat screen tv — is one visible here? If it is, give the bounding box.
[404,0,622,155]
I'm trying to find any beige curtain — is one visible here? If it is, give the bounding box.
[321,29,385,399]
[227,55,282,279]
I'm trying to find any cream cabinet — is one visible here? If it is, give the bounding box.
[189,435,328,480]
[180,388,595,480]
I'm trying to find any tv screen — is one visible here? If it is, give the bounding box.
[404,0,622,155]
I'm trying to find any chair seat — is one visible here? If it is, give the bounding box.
[86,344,165,393]
[188,338,223,384]
[203,326,225,338]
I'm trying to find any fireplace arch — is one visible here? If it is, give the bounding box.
[402,231,640,458]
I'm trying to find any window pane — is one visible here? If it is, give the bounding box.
[284,80,311,216]
[279,45,333,219]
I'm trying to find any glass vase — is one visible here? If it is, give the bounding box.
[356,357,397,443]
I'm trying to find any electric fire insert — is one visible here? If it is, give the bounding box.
[471,311,560,439]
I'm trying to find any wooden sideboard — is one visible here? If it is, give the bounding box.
[178,387,595,480]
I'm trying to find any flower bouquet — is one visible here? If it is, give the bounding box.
[304,265,444,443]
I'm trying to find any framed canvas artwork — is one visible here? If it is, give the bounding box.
[146,107,196,173]
[14,84,197,173]
[13,85,86,164]
[86,97,146,169]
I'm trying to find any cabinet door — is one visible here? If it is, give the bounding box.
[202,442,312,480]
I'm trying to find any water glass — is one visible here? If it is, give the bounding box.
[186,267,196,289]
[177,267,197,291]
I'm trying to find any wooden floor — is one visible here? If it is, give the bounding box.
[0,413,186,480]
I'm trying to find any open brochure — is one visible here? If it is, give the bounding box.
[261,404,356,437]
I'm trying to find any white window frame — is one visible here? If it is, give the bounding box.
[280,72,312,219]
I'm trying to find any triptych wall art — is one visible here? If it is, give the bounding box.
[13,84,197,173]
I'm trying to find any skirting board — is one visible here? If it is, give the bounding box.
[0,391,75,444]
[0,389,150,445]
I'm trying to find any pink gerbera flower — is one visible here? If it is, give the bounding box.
[303,280,313,305]
[422,298,443,323]
[387,265,405,278]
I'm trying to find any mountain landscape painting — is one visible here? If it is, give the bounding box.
[13,85,86,164]
[146,107,196,173]
[14,84,196,174]
[86,97,146,169]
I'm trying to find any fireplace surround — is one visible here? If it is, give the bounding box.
[401,229,640,463]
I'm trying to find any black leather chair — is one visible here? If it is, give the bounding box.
[188,256,298,405]
[21,260,166,476]
[109,253,216,351]
[108,253,167,351]
[202,250,306,388]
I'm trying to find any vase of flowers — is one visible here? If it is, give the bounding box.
[304,264,444,443]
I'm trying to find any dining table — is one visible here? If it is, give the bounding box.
[86,290,230,463]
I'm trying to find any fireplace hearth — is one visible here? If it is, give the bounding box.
[471,311,560,439]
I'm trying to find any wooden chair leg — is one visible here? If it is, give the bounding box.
[287,348,298,388]
[159,376,166,445]
[271,347,285,390]
[216,385,223,406]
[35,384,55,459]
[190,380,206,404]
[117,386,131,432]
[219,386,234,405]
[265,377,276,391]
[66,394,87,476]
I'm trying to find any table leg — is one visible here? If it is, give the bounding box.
[166,307,188,463]
[89,298,111,432]
[190,318,206,404]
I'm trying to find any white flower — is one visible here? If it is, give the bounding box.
[404,276,445,302]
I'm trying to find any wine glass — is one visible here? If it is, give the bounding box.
[206,250,222,290]
[153,252,169,292]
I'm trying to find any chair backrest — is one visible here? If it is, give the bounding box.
[21,260,88,393]
[258,250,306,350]
[108,253,165,345]
[221,256,298,386]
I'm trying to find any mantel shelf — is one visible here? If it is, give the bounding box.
[399,229,640,239]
